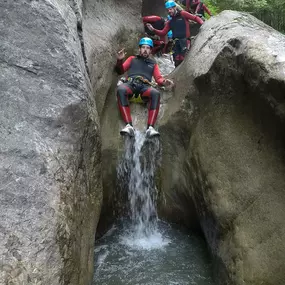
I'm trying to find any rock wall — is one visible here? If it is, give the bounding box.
[142,0,166,17]
[0,0,147,283]
[158,10,285,285]
[0,0,102,284]
[83,0,143,119]
[82,0,144,235]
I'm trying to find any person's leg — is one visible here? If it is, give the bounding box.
[173,40,185,67]
[173,40,182,67]
[175,39,190,66]
[141,86,160,137]
[117,83,133,124]
[117,83,136,136]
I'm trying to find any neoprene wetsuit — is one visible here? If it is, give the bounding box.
[115,55,165,127]
[151,10,203,66]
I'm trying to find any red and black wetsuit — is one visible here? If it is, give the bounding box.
[181,0,212,17]
[151,10,203,66]
[115,55,165,127]
[143,16,167,54]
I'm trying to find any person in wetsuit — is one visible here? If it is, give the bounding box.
[179,0,212,17]
[143,16,167,55]
[147,0,203,67]
[115,37,174,137]
[143,16,174,55]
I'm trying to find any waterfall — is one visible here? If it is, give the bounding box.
[93,55,214,285]
[117,130,165,249]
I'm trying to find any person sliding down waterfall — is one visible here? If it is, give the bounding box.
[115,37,174,138]
[147,0,203,67]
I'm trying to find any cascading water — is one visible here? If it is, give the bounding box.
[128,133,158,234]
[116,131,167,249]
[93,56,214,285]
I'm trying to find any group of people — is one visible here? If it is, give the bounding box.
[144,0,212,67]
[179,0,212,18]
[115,0,212,137]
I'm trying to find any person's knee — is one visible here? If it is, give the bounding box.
[150,89,160,109]
[117,84,128,94]
[117,84,130,106]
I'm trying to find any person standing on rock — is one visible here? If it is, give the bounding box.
[115,37,174,138]
[147,0,203,67]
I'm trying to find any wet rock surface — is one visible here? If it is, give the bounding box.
[158,10,285,285]
[87,0,145,235]
[0,0,101,284]
[1,0,145,282]
[2,0,285,284]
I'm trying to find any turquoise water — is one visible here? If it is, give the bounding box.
[93,220,214,285]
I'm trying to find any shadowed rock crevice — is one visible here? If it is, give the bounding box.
[68,0,90,75]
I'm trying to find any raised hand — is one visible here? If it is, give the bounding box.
[146,23,154,31]
[117,48,126,60]
[164,79,174,88]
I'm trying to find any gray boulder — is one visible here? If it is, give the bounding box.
[0,0,102,284]
[0,0,143,284]
[0,0,140,285]
[158,10,285,285]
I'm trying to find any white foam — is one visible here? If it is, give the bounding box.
[120,230,170,250]
[96,250,109,269]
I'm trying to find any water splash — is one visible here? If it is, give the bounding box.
[155,54,175,76]
[117,130,167,249]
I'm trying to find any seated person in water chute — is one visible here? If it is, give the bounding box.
[115,37,174,137]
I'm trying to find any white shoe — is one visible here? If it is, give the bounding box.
[146,126,160,137]
[120,124,134,137]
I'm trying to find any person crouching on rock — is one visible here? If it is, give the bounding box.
[187,0,212,18]
[115,37,174,138]
[143,15,167,55]
[147,0,203,67]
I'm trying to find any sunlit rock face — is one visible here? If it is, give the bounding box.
[158,10,285,285]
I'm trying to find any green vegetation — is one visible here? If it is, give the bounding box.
[205,0,285,32]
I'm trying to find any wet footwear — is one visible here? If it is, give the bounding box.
[146,126,160,138]
[120,124,134,137]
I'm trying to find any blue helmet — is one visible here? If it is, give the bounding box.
[139,37,153,48]
[167,30,173,39]
[165,1,176,9]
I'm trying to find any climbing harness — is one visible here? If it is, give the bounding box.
[117,76,165,104]
[128,76,157,87]
[116,77,150,104]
